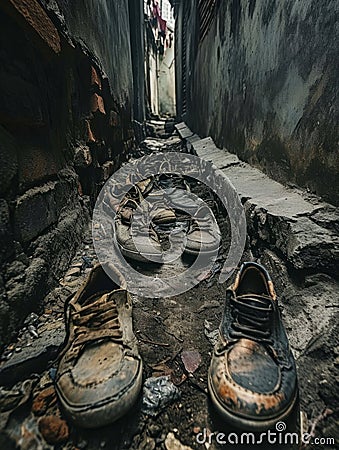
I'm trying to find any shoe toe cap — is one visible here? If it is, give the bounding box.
[209,339,297,421]
[56,341,142,427]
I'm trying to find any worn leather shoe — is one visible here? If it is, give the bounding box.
[184,205,221,256]
[115,198,163,263]
[55,263,142,428]
[208,262,298,431]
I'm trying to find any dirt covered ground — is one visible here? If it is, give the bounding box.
[0,123,338,450]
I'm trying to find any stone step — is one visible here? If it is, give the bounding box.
[178,123,339,274]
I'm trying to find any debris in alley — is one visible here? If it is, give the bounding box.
[38,415,69,445]
[180,350,201,374]
[0,378,37,429]
[203,320,219,347]
[141,376,181,417]
[32,386,57,416]
[165,432,193,450]
[0,323,65,385]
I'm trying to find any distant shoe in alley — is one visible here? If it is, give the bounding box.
[112,173,221,263]
[183,205,221,257]
[115,196,164,263]
[55,263,142,428]
[208,262,299,431]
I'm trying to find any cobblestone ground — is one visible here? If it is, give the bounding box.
[0,123,337,450]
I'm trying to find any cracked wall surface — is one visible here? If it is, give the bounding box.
[175,0,339,205]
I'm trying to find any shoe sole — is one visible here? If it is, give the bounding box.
[56,360,143,428]
[183,245,220,257]
[118,243,163,264]
[207,373,299,432]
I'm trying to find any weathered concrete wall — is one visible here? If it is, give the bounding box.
[0,0,139,348]
[145,36,160,117]
[159,43,176,116]
[129,0,146,124]
[56,0,133,108]
[176,0,339,205]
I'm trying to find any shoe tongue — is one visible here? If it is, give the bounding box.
[194,205,210,218]
[81,291,111,307]
[136,177,153,194]
[158,174,186,189]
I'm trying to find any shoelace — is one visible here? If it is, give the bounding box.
[190,217,213,232]
[155,174,189,191]
[65,292,123,361]
[118,198,139,223]
[189,210,221,236]
[229,293,273,343]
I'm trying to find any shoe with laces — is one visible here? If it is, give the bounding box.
[183,205,221,256]
[115,200,163,263]
[55,263,143,428]
[154,174,198,218]
[142,173,192,224]
[208,262,298,431]
[114,179,177,226]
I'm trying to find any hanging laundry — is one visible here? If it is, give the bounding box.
[158,16,167,34]
[152,0,161,19]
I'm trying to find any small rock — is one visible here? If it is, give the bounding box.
[196,300,220,313]
[28,325,39,339]
[204,320,219,346]
[140,436,156,450]
[165,432,193,450]
[71,262,83,268]
[0,326,65,385]
[66,267,81,277]
[181,350,201,374]
[24,312,40,327]
[38,415,69,445]
[32,386,57,415]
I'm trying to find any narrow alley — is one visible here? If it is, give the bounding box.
[0,1,338,450]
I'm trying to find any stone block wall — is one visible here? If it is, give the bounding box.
[0,0,138,348]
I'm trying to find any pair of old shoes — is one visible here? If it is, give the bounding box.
[113,174,221,262]
[55,262,298,430]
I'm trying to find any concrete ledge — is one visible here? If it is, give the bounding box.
[175,122,194,139]
[180,123,339,274]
